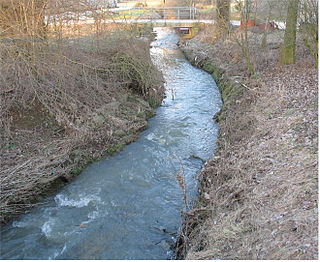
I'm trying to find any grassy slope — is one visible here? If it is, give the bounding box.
[179,29,318,259]
[0,34,164,225]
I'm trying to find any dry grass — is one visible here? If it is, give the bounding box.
[0,33,162,131]
[179,28,318,260]
[0,2,164,224]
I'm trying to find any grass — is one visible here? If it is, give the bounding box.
[178,27,318,260]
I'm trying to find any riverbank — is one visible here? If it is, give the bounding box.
[178,28,318,259]
[0,33,164,225]
[1,27,223,260]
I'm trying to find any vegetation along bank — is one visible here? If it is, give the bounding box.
[175,19,318,260]
[0,2,164,224]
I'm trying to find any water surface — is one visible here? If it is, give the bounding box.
[0,27,222,259]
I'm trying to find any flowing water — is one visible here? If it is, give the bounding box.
[0,28,222,259]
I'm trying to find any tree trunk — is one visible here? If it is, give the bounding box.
[261,2,273,48]
[280,0,300,64]
[216,0,230,38]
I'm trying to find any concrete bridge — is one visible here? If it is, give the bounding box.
[113,6,199,20]
[48,6,216,38]
[100,6,214,38]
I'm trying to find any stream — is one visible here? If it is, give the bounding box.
[0,27,222,259]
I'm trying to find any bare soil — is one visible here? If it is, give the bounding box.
[178,27,318,259]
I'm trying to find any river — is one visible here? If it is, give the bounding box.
[0,27,222,259]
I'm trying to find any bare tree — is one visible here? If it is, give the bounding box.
[280,0,300,64]
[257,0,282,48]
[260,1,272,48]
[299,0,318,66]
[216,0,230,38]
[232,0,255,76]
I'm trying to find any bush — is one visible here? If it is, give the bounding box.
[0,33,163,135]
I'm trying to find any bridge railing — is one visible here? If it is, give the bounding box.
[118,7,198,20]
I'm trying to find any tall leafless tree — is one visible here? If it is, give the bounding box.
[280,0,300,64]
[216,0,230,38]
[299,0,318,66]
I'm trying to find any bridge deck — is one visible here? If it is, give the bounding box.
[66,18,214,26]
[108,6,198,20]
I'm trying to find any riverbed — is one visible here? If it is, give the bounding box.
[0,27,222,259]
